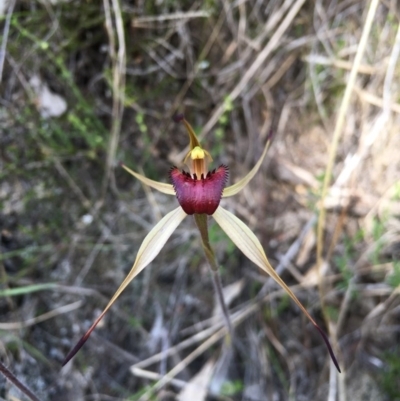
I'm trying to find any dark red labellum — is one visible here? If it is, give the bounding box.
[170,166,229,215]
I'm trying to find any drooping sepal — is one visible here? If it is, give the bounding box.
[62,207,187,365]
[212,206,341,373]
[170,166,229,215]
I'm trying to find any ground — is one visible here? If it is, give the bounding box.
[0,1,400,400]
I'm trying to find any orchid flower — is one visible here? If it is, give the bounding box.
[63,116,340,373]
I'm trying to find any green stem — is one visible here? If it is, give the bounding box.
[194,214,233,340]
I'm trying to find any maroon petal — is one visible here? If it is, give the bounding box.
[170,166,228,215]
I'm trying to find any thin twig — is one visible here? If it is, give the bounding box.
[210,268,234,337]
[0,0,17,82]
[354,87,400,114]
[132,10,210,27]
[194,214,234,338]
[0,301,82,330]
[0,362,42,401]
[303,54,376,74]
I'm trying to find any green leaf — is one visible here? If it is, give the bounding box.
[0,283,57,297]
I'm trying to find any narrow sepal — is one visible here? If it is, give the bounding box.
[213,206,341,372]
[63,207,187,365]
[182,118,201,150]
[172,113,185,123]
[170,166,228,215]
[121,164,175,195]
[222,132,272,198]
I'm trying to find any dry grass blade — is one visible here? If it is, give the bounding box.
[200,0,306,139]
[0,301,82,330]
[177,359,215,401]
[354,87,400,114]
[312,3,386,399]
[317,0,380,264]
[0,0,17,81]
[303,54,377,75]
[132,10,211,28]
[102,0,126,196]
[315,0,381,382]
[131,366,187,388]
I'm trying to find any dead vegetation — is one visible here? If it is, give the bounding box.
[1,0,400,400]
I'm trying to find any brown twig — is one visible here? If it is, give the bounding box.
[0,362,42,401]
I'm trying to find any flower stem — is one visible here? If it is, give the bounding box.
[193,214,233,341]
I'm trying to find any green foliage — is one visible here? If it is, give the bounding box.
[9,15,107,156]
[0,245,54,272]
[21,340,53,365]
[213,95,233,153]
[0,283,57,297]
[370,214,389,265]
[266,345,290,391]
[325,305,339,322]
[315,172,325,183]
[219,95,233,126]
[380,349,400,400]
[135,112,148,134]
[274,294,291,317]
[334,234,358,296]
[334,253,353,291]
[387,261,400,289]
[392,181,400,200]
[372,216,386,242]
[208,223,235,256]
[127,385,158,401]
[220,380,244,396]
[127,316,143,329]
[204,0,218,12]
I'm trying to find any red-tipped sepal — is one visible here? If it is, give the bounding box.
[170,166,228,215]
[62,313,105,366]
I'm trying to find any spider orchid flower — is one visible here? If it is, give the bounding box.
[63,116,340,373]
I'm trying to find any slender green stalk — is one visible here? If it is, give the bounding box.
[194,214,218,270]
[194,214,233,340]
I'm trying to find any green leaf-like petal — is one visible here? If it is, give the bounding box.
[63,207,187,365]
[222,134,271,198]
[122,164,175,195]
[213,206,341,372]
